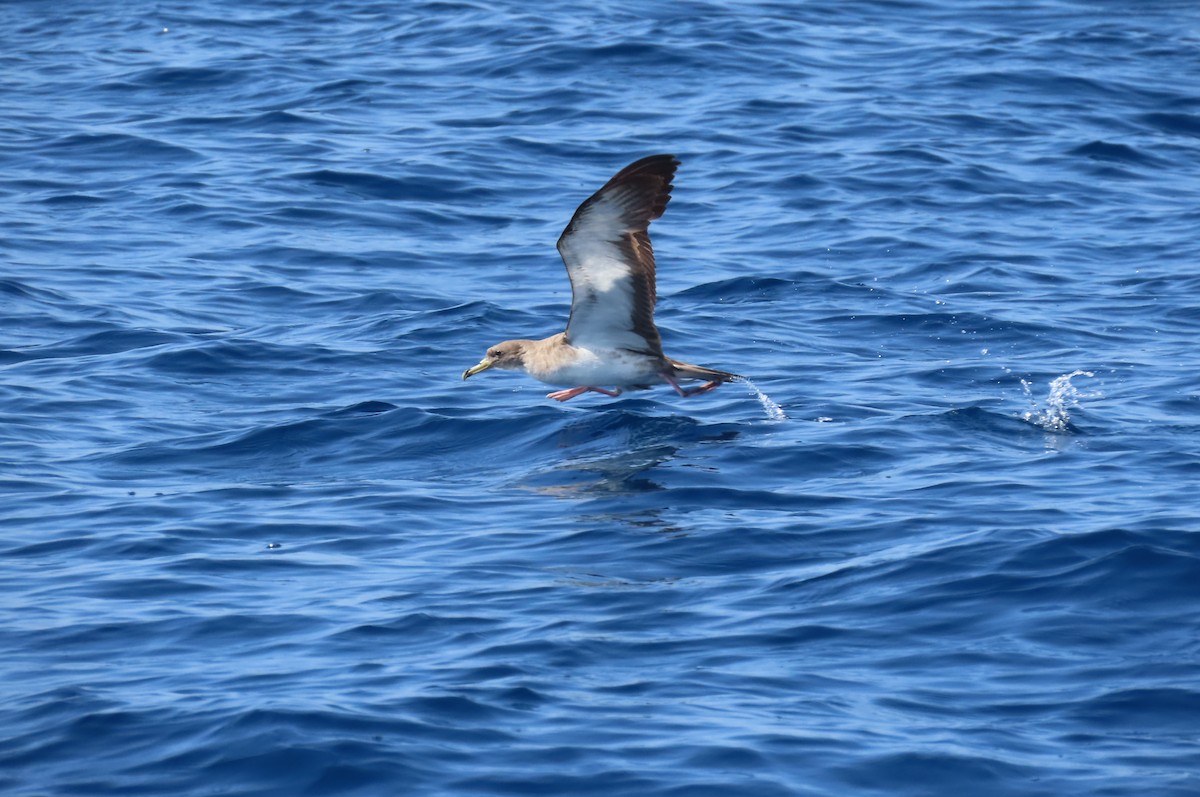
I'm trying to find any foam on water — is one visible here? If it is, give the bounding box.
[1021,370,1096,433]
[733,376,788,421]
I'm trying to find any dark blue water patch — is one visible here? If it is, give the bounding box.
[292,169,486,202]
[37,192,110,206]
[839,751,1046,797]
[924,110,1045,139]
[310,289,431,316]
[947,69,1147,105]
[1066,687,1200,732]
[891,531,1200,623]
[1139,111,1200,137]
[98,404,408,470]
[472,39,703,81]
[87,576,222,600]
[0,276,70,304]
[1068,140,1161,166]
[675,275,799,304]
[808,309,1100,350]
[875,146,954,165]
[44,132,203,164]
[12,328,188,362]
[142,109,335,133]
[125,66,247,91]
[140,338,343,376]
[190,244,377,271]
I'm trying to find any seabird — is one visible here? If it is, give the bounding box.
[462,154,740,402]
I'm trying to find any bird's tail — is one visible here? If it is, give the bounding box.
[667,358,743,383]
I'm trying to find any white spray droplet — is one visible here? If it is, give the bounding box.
[1022,370,1096,432]
[733,377,787,421]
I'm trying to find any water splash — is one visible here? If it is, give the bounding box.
[733,377,787,421]
[1021,370,1095,432]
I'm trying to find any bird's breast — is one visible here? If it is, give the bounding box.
[528,346,662,387]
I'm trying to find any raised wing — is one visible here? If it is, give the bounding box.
[556,154,679,355]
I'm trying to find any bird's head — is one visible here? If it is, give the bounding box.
[462,340,527,380]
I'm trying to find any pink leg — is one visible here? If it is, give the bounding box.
[663,374,722,398]
[547,386,590,402]
[546,386,623,402]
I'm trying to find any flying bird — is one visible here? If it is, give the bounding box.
[462,154,740,402]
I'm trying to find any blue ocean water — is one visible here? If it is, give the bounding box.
[2,0,1199,794]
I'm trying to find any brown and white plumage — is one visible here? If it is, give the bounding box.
[557,154,670,356]
[462,154,741,402]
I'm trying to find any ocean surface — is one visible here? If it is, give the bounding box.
[2,1,1199,795]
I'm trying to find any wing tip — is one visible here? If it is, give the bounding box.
[557,152,681,251]
[601,154,679,223]
[609,154,680,185]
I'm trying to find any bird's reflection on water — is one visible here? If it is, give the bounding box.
[513,405,740,498]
